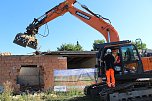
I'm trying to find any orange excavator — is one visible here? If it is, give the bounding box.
[13,0,152,100]
[13,0,119,49]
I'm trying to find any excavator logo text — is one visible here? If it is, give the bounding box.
[76,11,91,20]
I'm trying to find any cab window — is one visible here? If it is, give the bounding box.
[121,45,139,62]
[121,45,139,74]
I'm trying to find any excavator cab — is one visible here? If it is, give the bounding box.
[85,40,152,100]
[95,40,144,82]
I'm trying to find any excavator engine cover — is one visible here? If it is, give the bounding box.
[13,33,37,49]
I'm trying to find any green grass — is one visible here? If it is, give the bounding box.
[0,81,100,101]
[0,91,100,101]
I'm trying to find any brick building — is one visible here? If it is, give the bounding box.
[0,51,96,92]
[0,55,67,91]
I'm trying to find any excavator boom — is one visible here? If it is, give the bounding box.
[13,0,119,49]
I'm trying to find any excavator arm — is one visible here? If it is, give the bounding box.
[13,0,119,49]
[68,5,119,42]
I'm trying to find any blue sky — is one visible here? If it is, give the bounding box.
[0,0,152,55]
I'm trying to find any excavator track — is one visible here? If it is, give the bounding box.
[100,80,152,101]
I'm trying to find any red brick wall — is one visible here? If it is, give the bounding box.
[0,55,67,91]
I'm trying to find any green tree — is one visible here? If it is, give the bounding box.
[57,41,83,51]
[132,41,147,50]
[92,39,105,50]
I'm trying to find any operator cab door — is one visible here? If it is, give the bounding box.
[110,44,144,81]
[102,44,143,79]
[120,44,143,76]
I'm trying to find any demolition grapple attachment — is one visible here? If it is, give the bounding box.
[13,33,38,49]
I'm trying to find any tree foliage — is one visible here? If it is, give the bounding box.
[92,39,147,50]
[57,42,83,51]
[92,39,105,50]
[56,39,147,51]
[132,41,147,50]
